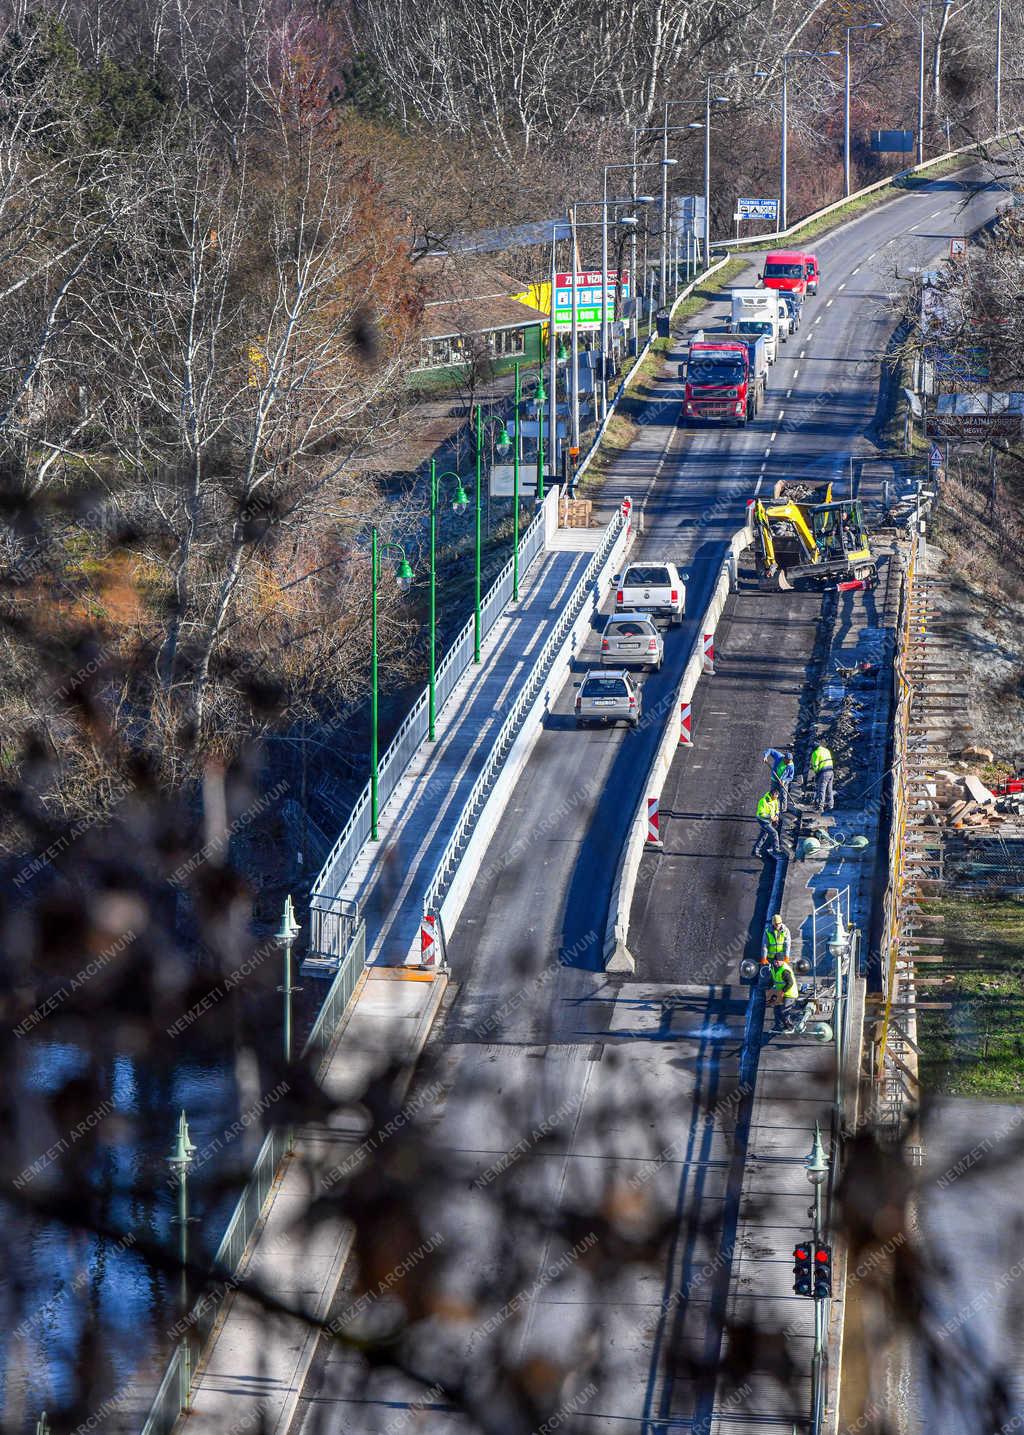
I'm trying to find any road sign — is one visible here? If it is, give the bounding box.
[871,129,915,153]
[926,391,1024,439]
[929,444,944,469]
[489,463,539,498]
[674,195,706,240]
[737,197,779,222]
[929,345,989,385]
[950,237,967,259]
[553,271,630,330]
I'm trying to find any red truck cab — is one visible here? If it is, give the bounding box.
[761,250,809,299]
[682,340,750,426]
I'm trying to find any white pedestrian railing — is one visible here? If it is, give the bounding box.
[309,494,554,949]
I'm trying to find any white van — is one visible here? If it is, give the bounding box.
[730,287,782,363]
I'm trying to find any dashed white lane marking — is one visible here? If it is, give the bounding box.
[763,446,772,457]
[799,349,806,358]
[814,315,823,324]
[837,282,846,291]
[825,298,834,307]
[929,207,944,218]
[866,250,878,260]
[786,388,793,398]
[777,412,784,421]
[908,222,920,232]
[770,430,778,441]
[851,266,861,275]
[754,473,764,495]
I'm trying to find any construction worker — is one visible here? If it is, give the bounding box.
[809,742,835,813]
[761,913,791,964]
[763,748,795,812]
[768,951,800,1031]
[753,790,781,859]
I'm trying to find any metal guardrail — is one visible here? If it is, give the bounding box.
[309,500,549,943]
[139,920,368,1435]
[424,509,624,913]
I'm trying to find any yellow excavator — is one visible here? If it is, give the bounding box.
[752,480,876,591]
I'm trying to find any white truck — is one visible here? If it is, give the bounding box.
[613,561,686,625]
[730,288,784,362]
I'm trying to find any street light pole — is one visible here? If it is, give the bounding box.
[276,894,301,1070]
[845,24,883,197]
[805,1126,830,1435]
[995,0,1003,134]
[569,204,580,454]
[704,79,712,267]
[369,528,413,839]
[918,7,926,166]
[659,106,676,305]
[601,167,609,421]
[427,460,468,738]
[512,360,521,599]
[473,404,483,662]
[781,55,789,231]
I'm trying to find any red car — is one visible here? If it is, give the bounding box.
[761,250,809,299]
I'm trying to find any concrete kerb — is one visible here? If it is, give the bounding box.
[716,127,1023,254]
[427,513,635,956]
[573,255,731,488]
[603,520,752,973]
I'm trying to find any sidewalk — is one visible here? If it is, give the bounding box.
[181,967,447,1435]
[709,551,897,1432]
[342,539,592,965]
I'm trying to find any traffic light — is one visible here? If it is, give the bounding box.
[793,1243,813,1296]
[813,1245,833,1299]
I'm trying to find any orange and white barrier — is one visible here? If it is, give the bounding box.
[703,633,715,675]
[679,702,693,746]
[645,796,664,850]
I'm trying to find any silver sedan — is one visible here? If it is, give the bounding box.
[574,670,642,729]
[600,612,664,671]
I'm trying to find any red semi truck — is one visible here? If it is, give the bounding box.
[680,338,752,426]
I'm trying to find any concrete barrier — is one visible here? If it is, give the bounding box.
[604,518,753,972]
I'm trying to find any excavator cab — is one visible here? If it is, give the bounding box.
[752,489,875,590]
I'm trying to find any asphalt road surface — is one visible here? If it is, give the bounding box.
[291,168,1010,1435]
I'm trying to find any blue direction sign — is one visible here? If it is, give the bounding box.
[737,197,779,222]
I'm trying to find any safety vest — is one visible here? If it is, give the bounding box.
[756,792,779,821]
[810,745,833,773]
[771,961,798,1000]
[765,923,790,957]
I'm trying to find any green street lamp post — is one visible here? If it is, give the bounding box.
[535,369,547,503]
[276,894,301,1070]
[512,360,521,600]
[370,527,413,841]
[472,407,511,663]
[168,1107,197,1402]
[428,459,469,739]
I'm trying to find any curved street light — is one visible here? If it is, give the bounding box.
[370,527,413,839]
[428,461,469,740]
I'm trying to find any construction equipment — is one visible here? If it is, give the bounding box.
[751,480,877,590]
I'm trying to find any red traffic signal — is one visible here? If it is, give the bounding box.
[793,1243,813,1297]
[813,1245,832,1298]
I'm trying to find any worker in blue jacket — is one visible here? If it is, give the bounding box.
[763,748,795,813]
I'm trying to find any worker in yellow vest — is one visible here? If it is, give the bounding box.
[753,790,781,859]
[809,743,834,813]
[761,913,791,964]
[769,952,800,1031]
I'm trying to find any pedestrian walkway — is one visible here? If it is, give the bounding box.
[181,967,447,1435]
[341,542,591,965]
